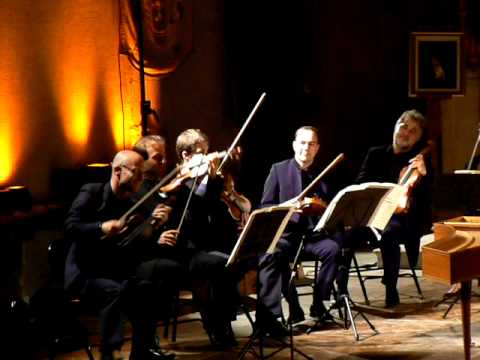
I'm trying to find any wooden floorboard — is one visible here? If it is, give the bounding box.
[32,259,480,360]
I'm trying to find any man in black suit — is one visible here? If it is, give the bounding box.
[64,150,178,360]
[354,109,432,307]
[170,128,241,348]
[258,126,341,333]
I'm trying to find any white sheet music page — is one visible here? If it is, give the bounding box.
[367,184,403,230]
[313,182,401,233]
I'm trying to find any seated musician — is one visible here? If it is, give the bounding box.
[343,109,433,308]
[64,150,178,360]
[258,126,342,334]
[169,128,242,348]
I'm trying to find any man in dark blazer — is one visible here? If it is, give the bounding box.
[258,126,341,333]
[354,109,432,307]
[64,150,178,360]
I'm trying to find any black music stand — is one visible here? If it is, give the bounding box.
[227,206,313,360]
[306,182,400,340]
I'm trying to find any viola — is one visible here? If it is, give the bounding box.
[395,142,433,213]
[220,172,251,222]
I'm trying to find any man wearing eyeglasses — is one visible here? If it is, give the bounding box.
[64,149,177,360]
[258,126,341,336]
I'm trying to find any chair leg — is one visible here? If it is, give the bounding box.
[163,318,170,339]
[171,291,180,342]
[240,302,255,329]
[312,259,319,295]
[408,261,423,299]
[352,253,370,305]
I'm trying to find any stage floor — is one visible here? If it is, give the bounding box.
[34,253,480,360]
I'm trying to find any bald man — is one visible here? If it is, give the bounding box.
[65,150,176,360]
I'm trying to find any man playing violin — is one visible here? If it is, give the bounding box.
[132,135,180,248]
[258,126,341,333]
[169,128,242,348]
[64,149,178,360]
[351,109,433,308]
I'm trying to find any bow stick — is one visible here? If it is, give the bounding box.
[217,92,266,173]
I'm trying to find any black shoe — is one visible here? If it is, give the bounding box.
[209,323,238,349]
[385,287,400,308]
[287,306,305,325]
[129,347,175,360]
[309,302,327,318]
[309,303,334,322]
[267,317,290,338]
[256,312,290,339]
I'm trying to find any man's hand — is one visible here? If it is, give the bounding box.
[409,154,427,176]
[158,229,178,247]
[279,196,300,208]
[101,219,126,237]
[151,204,172,226]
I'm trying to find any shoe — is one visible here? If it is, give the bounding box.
[309,303,334,322]
[129,347,176,360]
[385,287,400,308]
[309,301,327,318]
[209,323,238,349]
[256,312,290,339]
[287,306,305,325]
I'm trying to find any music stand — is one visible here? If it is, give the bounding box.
[306,182,400,339]
[227,205,313,360]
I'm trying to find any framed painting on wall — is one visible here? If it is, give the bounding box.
[409,32,465,97]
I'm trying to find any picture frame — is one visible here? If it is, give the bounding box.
[409,32,465,97]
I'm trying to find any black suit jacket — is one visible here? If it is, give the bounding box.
[260,158,330,243]
[356,144,433,264]
[64,182,136,292]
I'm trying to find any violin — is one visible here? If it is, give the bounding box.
[220,172,251,222]
[395,142,433,213]
[159,150,228,193]
[299,196,328,216]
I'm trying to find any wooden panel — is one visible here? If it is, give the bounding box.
[422,218,480,284]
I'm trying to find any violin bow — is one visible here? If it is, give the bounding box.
[217,92,266,174]
[176,155,204,233]
[117,165,180,224]
[294,153,345,202]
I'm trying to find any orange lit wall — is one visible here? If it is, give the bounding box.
[0,1,145,196]
[0,0,229,199]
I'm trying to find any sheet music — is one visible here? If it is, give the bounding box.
[313,182,402,233]
[368,184,403,229]
[226,206,295,266]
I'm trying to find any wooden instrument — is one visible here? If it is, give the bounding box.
[396,141,433,213]
[422,216,480,360]
[299,196,328,216]
[280,153,345,212]
[220,172,251,222]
